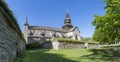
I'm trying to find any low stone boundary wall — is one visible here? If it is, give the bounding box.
[88,43,100,49]
[43,42,53,49]
[101,44,120,52]
[43,41,100,50]
[109,47,120,52]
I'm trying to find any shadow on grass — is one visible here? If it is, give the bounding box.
[23,49,78,62]
[80,48,120,62]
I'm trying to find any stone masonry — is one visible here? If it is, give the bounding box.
[43,41,100,50]
[0,1,25,62]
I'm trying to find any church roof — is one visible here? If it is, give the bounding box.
[68,26,77,32]
[29,26,67,32]
[65,9,70,19]
[68,26,80,33]
[24,17,29,25]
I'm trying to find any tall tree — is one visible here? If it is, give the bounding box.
[92,0,120,44]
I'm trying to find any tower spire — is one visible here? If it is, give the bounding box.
[65,9,70,19]
[62,9,73,31]
[24,16,29,25]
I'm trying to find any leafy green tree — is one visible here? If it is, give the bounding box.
[82,37,93,42]
[92,0,120,44]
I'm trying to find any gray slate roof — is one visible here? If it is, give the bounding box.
[68,26,80,32]
[29,26,67,32]
[68,26,80,33]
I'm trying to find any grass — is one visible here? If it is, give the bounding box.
[14,48,120,62]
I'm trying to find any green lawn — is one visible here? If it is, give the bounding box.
[14,48,120,62]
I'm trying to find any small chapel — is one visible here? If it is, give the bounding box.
[24,10,81,43]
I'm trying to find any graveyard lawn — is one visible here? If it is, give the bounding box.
[14,48,120,62]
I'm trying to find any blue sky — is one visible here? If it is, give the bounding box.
[5,0,106,37]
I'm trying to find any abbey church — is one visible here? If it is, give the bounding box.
[24,10,81,43]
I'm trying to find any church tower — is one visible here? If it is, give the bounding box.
[24,17,29,43]
[62,9,73,31]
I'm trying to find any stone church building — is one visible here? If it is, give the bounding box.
[24,10,81,43]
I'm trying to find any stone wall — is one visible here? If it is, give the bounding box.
[43,42,53,49]
[58,42,84,49]
[107,47,120,52]
[88,43,100,49]
[43,41,100,50]
[0,1,25,62]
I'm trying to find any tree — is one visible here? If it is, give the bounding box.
[82,37,93,42]
[92,0,120,44]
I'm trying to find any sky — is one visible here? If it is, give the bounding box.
[5,0,106,37]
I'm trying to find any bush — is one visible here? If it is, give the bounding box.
[53,38,84,44]
[26,42,42,49]
[87,42,99,44]
[52,38,99,44]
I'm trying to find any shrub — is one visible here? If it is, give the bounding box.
[87,42,99,44]
[53,38,84,44]
[52,38,99,44]
[26,42,42,49]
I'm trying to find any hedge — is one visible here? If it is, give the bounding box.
[26,42,42,49]
[53,38,99,44]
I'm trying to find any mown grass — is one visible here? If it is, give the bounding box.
[14,48,120,62]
